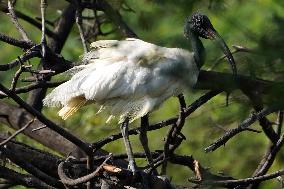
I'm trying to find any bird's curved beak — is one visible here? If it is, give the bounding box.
[207,29,237,78]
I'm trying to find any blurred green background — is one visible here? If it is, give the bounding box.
[1,0,284,188]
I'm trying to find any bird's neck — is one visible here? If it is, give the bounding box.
[189,31,205,69]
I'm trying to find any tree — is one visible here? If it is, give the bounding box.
[0,0,284,188]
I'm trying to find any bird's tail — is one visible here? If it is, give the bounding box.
[58,96,87,120]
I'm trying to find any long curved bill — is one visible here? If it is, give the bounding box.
[207,29,237,78]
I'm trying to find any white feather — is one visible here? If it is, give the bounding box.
[43,38,199,122]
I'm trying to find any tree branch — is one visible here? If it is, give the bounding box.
[0,33,35,49]
[205,107,278,153]
[97,0,138,38]
[0,83,93,155]
[0,166,56,189]
[210,169,284,188]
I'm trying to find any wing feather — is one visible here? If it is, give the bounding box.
[44,38,198,122]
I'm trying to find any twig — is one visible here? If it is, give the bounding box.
[7,0,32,42]
[210,169,284,187]
[10,57,25,91]
[0,81,65,99]
[162,94,186,174]
[0,2,56,38]
[86,154,94,189]
[40,0,47,58]
[276,111,283,136]
[97,0,138,38]
[58,154,112,186]
[205,107,278,153]
[241,89,279,144]
[32,125,47,132]
[0,118,35,147]
[0,33,35,49]
[208,44,254,71]
[35,16,54,26]
[75,0,88,53]
[139,115,157,174]
[0,49,40,71]
[249,133,284,188]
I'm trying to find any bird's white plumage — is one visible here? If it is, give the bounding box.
[43,38,199,123]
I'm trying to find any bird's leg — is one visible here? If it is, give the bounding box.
[139,115,158,175]
[120,117,137,173]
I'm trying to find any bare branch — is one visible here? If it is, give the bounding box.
[0,118,35,147]
[0,49,40,71]
[58,154,112,186]
[276,111,283,136]
[0,166,56,189]
[249,133,284,188]
[97,0,138,38]
[210,169,284,187]
[0,33,35,49]
[205,107,278,153]
[75,0,88,53]
[0,145,64,188]
[7,0,32,42]
[0,82,93,155]
[40,0,48,58]
[162,94,187,174]
[139,115,157,174]
[0,81,65,98]
[208,44,255,71]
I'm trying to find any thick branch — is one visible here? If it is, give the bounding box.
[0,145,64,188]
[0,166,56,189]
[0,83,93,155]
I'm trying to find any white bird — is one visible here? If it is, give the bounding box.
[44,38,199,122]
[43,12,236,172]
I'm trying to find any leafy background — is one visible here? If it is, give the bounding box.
[1,0,284,188]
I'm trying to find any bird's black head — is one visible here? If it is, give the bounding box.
[184,12,216,40]
[184,12,237,77]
